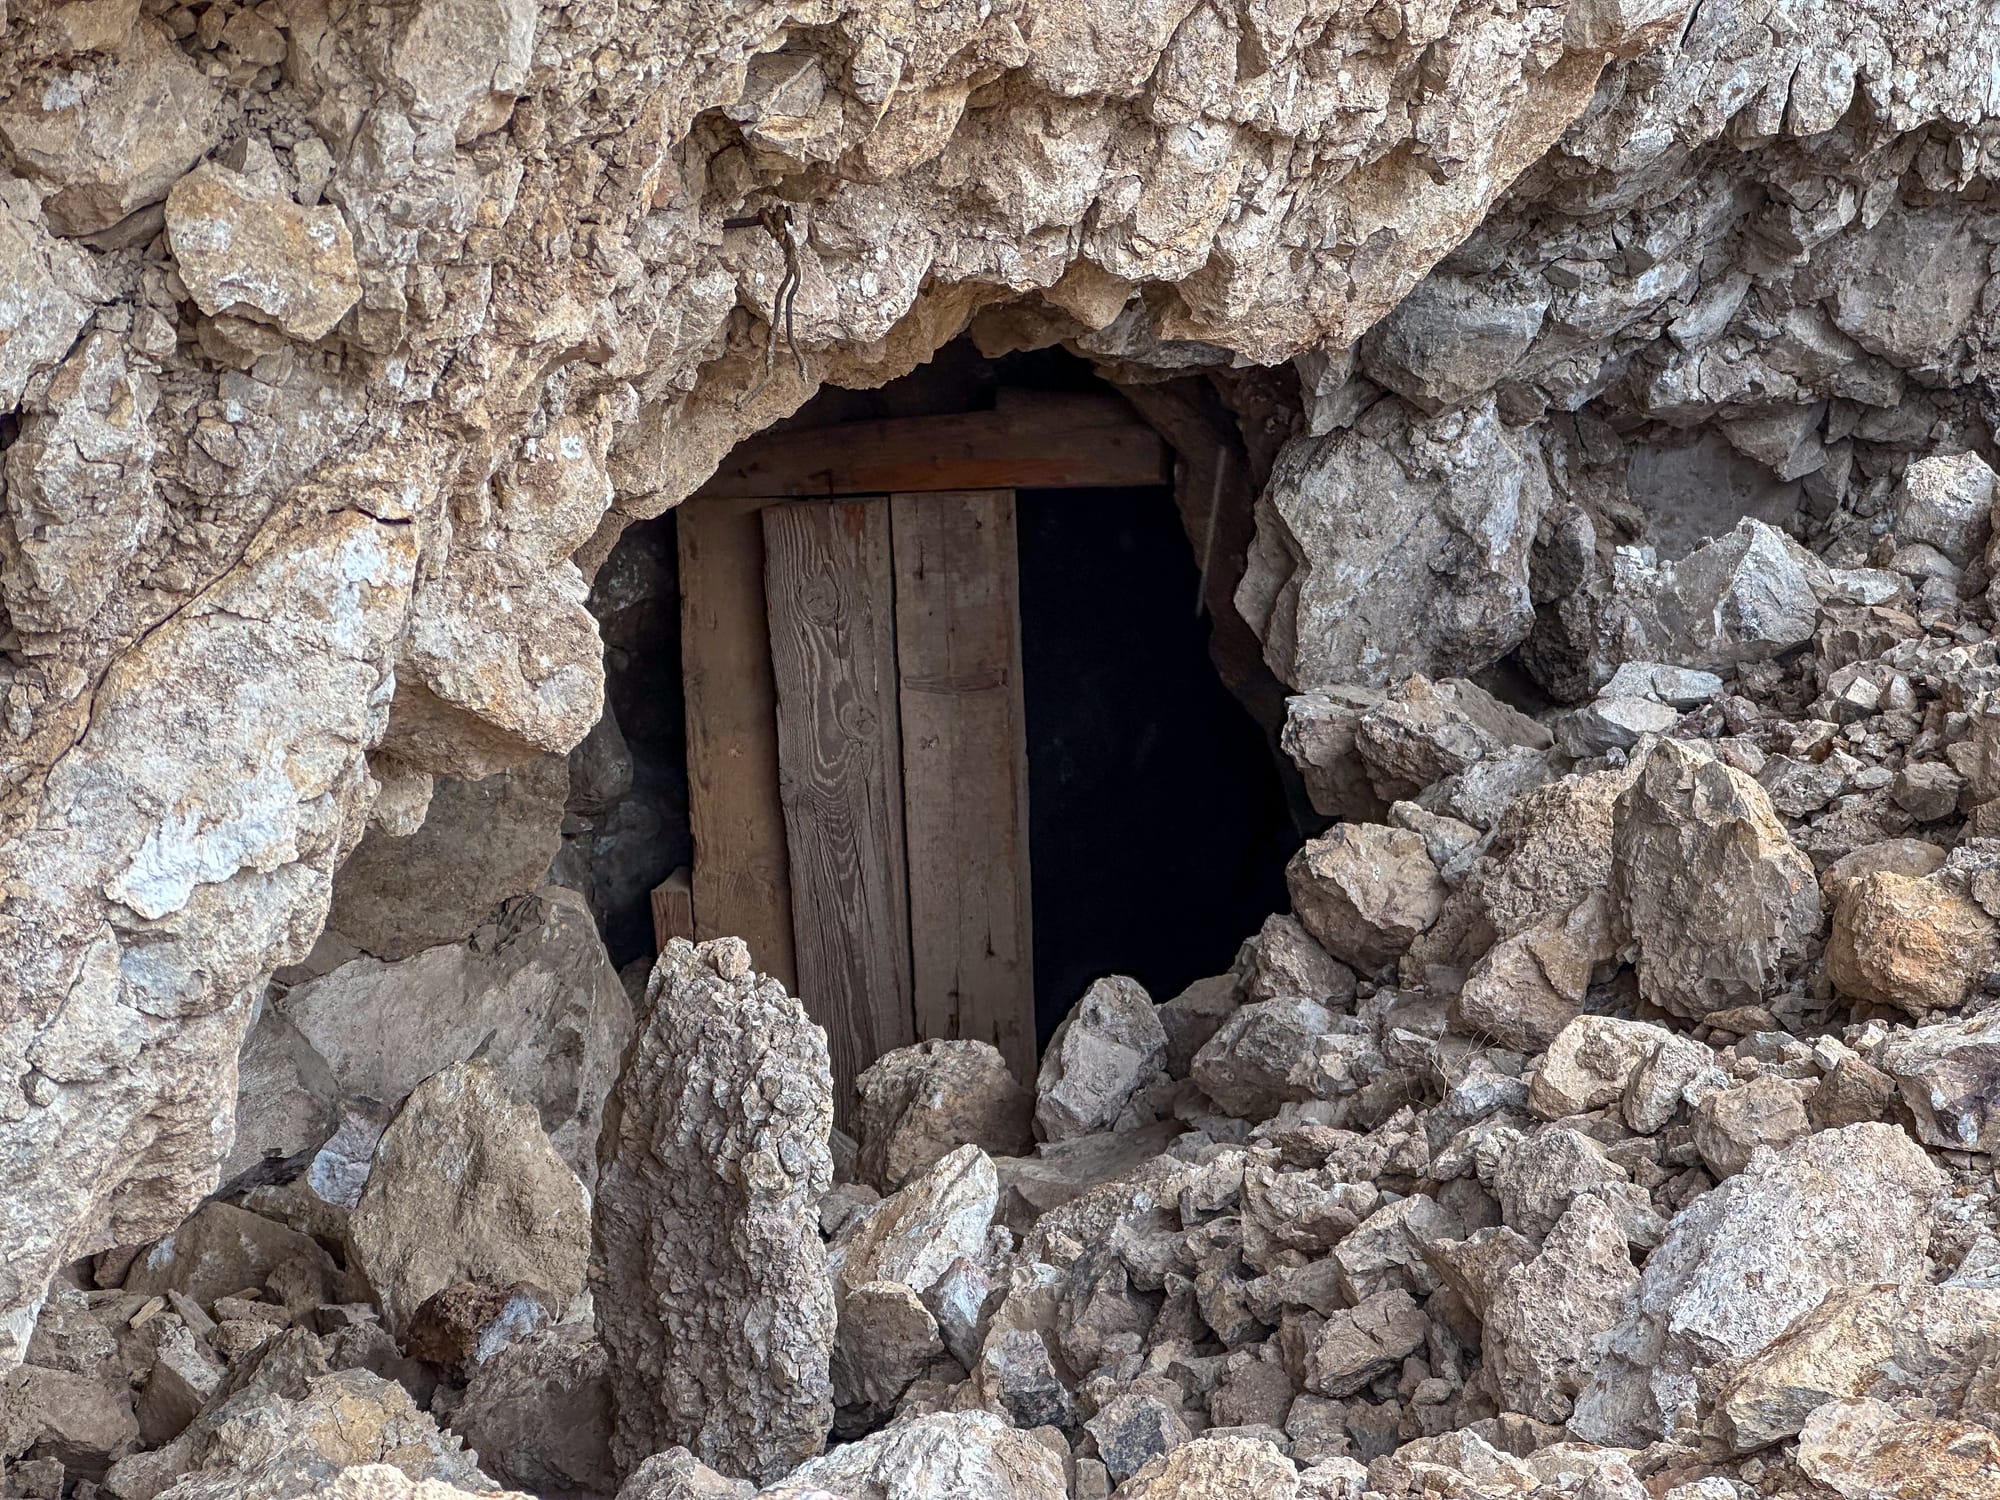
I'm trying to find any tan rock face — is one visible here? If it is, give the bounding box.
[165,164,362,342]
[1828,871,1998,1016]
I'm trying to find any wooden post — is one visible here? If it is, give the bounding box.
[677,497,797,990]
[891,491,1037,1082]
[649,867,695,952]
[762,498,914,1113]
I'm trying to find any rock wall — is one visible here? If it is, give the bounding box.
[0,0,1994,1365]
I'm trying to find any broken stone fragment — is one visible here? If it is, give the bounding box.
[165,163,362,341]
[1190,998,1337,1119]
[1035,976,1168,1143]
[1827,871,1997,1016]
[1481,1194,1636,1424]
[125,1202,339,1315]
[592,938,834,1483]
[1245,915,1356,1008]
[2,1363,141,1478]
[1158,975,1245,1079]
[446,1324,617,1497]
[1303,1290,1427,1398]
[1893,451,1997,567]
[1086,1391,1193,1482]
[402,1281,552,1373]
[1352,675,1551,802]
[854,1039,1034,1191]
[0,19,221,235]
[1552,694,1678,757]
[1287,825,1446,974]
[615,1446,752,1500]
[1709,1280,2000,1454]
[349,1062,589,1338]
[1795,1396,2000,1500]
[1571,1123,1943,1445]
[1110,1433,1301,1500]
[1876,1014,2000,1151]
[0,196,94,410]
[1527,1016,1674,1121]
[1689,1078,1810,1179]
[768,1411,1065,1500]
[231,885,632,1192]
[1611,739,1822,1020]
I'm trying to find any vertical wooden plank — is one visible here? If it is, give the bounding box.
[650,867,695,952]
[763,498,913,1112]
[891,491,1037,1083]
[678,498,797,991]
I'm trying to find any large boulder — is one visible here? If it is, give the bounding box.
[348,1062,590,1337]
[230,884,631,1191]
[1611,739,1822,1019]
[1570,1124,1944,1444]
[1827,871,1997,1016]
[1035,977,1168,1143]
[592,939,835,1484]
[763,1411,1065,1500]
[1287,825,1446,973]
[853,1040,1033,1192]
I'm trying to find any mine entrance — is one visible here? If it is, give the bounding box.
[647,349,1296,1108]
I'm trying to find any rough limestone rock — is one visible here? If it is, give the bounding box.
[1827,872,1998,1016]
[1110,1434,1300,1500]
[1796,1398,2000,1500]
[1710,1281,2000,1454]
[766,1411,1065,1500]
[1611,740,1822,1019]
[1876,1014,2000,1152]
[125,1201,338,1313]
[1894,452,1997,567]
[593,939,834,1484]
[1571,1124,1944,1445]
[854,1040,1034,1192]
[1287,825,1446,974]
[1035,977,1168,1143]
[349,1062,589,1337]
[231,886,630,1190]
[146,1367,498,1500]
[1528,1016,1675,1121]
[445,1325,617,1497]
[1240,398,1552,691]
[1481,1195,1637,1424]
[164,163,362,342]
[1689,1079,1811,1179]
[1190,998,1337,1119]
[615,1448,752,1500]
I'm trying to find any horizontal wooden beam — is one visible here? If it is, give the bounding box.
[696,394,1171,499]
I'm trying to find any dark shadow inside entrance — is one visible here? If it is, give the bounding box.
[1016,484,1298,1044]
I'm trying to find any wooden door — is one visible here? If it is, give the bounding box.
[681,488,1038,1112]
[763,498,915,1109]
[891,491,1035,1082]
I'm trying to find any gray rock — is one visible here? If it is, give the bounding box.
[446,1325,616,1496]
[1287,825,1446,974]
[1571,1123,1944,1445]
[1481,1195,1637,1424]
[349,1062,590,1337]
[1190,999,1336,1119]
[767,1411,1065,1500]
[1087,1391,1193,1482]
[1710,1280,2000,1454]
[1877,1014,2000,1152]
[231,885,631,1190]
[1893,451,1996,567]
[592,938,834,1483]
[854,1040,1033,1192]
[1611,739,1822,1020]
[1303,1291,1428,1398]
[1036,978,1168,1144]
[125,1202,338,1315]
[1352,675,1551,802]
[615,1448,752,1500]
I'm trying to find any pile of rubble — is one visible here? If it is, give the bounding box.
[13,452,2000,1499]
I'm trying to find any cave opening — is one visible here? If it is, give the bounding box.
[578,341,1301,1099]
